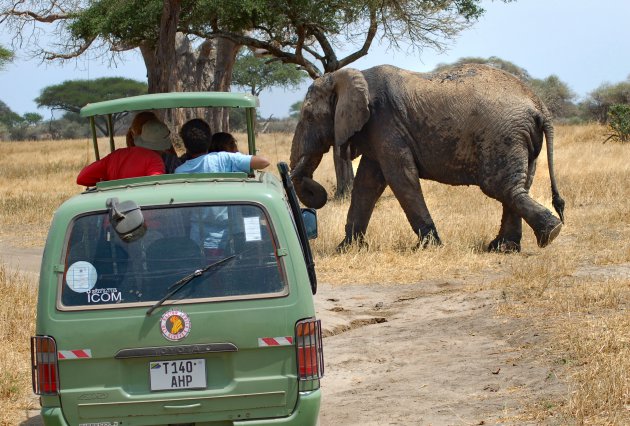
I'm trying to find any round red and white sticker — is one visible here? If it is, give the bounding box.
[160,310,191,341]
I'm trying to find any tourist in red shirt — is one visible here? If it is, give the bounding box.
[76,119,172,186]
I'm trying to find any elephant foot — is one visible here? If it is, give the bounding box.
[413,226,442,250]
[488,237,521,253]
[335,235,368,253]
[534,219,563,248]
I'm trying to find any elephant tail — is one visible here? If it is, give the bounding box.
[543,120,565,223]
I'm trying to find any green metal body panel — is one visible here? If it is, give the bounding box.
[79,92,259,117]
[36,172,320,425]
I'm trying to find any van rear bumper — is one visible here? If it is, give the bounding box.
[233,390,321,426]
[40,390,321,426]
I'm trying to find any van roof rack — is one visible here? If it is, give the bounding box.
[79,92,259,159]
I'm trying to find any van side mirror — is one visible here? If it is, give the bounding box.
[106,198,146,242]
[301,208,317,240]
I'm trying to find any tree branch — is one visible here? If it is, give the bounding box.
[337,8,378,69]
[202,30,322,79]
[43,36,95,60]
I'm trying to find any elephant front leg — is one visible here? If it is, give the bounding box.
[338,156,387,252]
[380,154,441,248]
[488,205,522,252]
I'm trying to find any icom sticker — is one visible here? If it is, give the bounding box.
[86,288,122,304]
[66,261,97,293]
[160,310,191,341]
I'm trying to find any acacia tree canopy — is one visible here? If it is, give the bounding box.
[2,0,494,77]
[36,77,147,135]
[231,49,308,96]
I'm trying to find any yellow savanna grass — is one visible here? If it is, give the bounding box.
[0,123,628,423]
[0,264,38,424]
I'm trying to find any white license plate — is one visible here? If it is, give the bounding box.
[149,359,206,391]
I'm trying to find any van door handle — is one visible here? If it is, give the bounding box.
[163,403,201,409]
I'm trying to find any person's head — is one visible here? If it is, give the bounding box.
[180,119,211,156]
[210,132,238,153]
[127,111,158,147]
[133,119,172,152]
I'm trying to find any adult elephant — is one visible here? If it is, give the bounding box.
[289,64,565,252]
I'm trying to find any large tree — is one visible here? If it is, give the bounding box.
[2,0,501,195]
[36,77,147,135]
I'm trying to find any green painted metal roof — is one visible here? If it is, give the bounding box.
[80,92,259,117]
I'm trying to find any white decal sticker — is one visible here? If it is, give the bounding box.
[87,288,122,304]
[243,216,262,241]
[66,261,97,293]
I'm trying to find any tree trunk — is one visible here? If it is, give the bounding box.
[333,145,354,198]
[210,37,240,132]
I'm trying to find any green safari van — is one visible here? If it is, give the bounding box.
[30,93,323,426]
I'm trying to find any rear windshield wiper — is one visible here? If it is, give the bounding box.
[146,254,237,316]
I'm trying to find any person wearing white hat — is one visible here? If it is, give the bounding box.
[76,119,173,186]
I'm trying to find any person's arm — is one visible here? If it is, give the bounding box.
[250,155,270,170]
[76,157,109,186]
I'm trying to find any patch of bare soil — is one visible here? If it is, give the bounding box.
[315,281,568,425]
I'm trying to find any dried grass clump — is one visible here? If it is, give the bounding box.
[0,263,38,424]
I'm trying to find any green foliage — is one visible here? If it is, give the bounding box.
[0,100,22,128]
[65,0,493,77]
[22,112,43,126]
[0,45,13,69]
[582,80,630,123]
[529,75,576,119]
[289,101,302,119]
[36,77,147,136]
[232,50,307,96]
[36,77,147,113]
[605,104,630,143]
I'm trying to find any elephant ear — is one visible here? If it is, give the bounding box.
[332,68,370,146]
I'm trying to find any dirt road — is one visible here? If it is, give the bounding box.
[4,242,567,425]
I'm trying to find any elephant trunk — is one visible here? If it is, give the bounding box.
[290,154,328,209]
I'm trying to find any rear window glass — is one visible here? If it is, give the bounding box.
[61,204,286,308]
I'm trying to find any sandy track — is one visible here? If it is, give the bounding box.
[3,242,567,425]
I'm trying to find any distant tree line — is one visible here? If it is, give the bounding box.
[3,55,630,141]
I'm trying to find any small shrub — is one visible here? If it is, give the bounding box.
[604,104,630,143]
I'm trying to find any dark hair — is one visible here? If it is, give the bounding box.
[210,132,238,153]
[179,119,211,155]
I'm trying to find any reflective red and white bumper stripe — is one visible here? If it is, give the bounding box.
[258,337,293,347]
[58,349,92,359]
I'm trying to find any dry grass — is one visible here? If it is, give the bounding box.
[0,123,628,423]
[0,264,38,424]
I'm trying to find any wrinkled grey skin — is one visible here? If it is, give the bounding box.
[290,64,565,252]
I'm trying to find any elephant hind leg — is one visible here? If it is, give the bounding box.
[483,158,562,249]
[489,183,562,249]
[488,204,522,253]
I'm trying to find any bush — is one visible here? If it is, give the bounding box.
[604,104,630,143]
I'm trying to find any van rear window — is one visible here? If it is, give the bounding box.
[61,204,287,308]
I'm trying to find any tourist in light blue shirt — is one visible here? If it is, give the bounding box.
[175,150,254,174]
[175,119,269,174]
[175,119,270,253]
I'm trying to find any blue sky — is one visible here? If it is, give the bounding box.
[2,0,630,118]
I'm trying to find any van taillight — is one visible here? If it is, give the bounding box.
[295,318,324,390]
[31,336,59,395]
